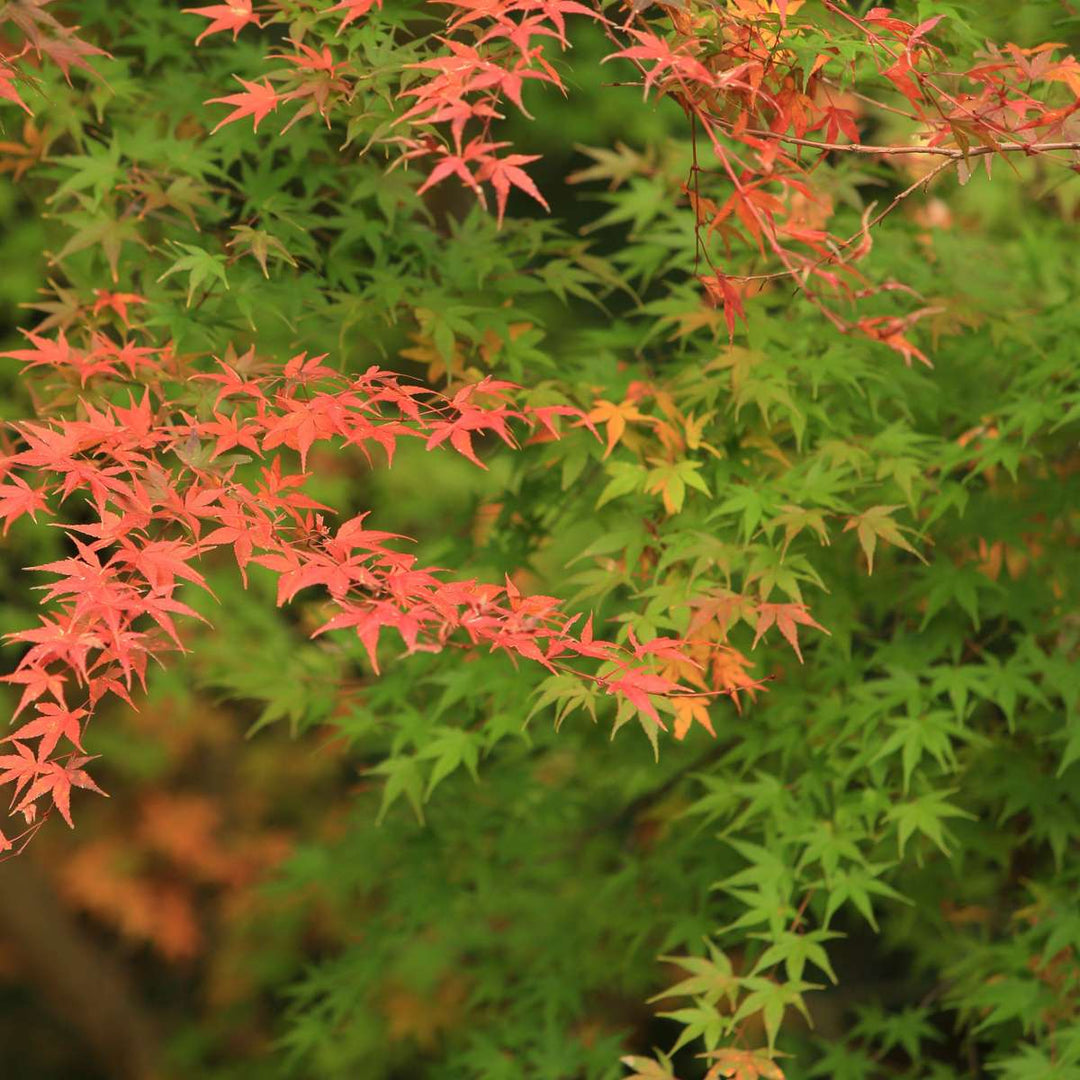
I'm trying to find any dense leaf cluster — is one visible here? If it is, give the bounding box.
[0,1,1078,1078]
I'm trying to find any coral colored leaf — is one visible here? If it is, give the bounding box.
[3,702,86,758]
[703,1047,787,1080]
[206,77,279,134]
[182,0,260,46]
[752,603,829,663]
[91,289,146,325]
[700,274,746,342]
[477,153,550,227]
[15,754,106,828]
[0,741,42,802]
[328,0,382,33]
[0,62,32,114]
[0,474,50,533]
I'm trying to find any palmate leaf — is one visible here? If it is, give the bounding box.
[842,505,925,575]
[182,0,259,46]
[702,1047,787,1080]
[989,1044,1080,1080]
[748,928,840,985]
[156,241,230,305]
[869,710,984,793]
[621,1053,680,1080]
[657,1001,732,1054]
[886,789,977,859]
[370,755,425,825]
[50,200,140,283]
[3,0,1080,1073]
[819,864,911,932]
[732,977,819,1052]
[205,76,279,134]
[417,726,480,799]
[652,944,740,1009]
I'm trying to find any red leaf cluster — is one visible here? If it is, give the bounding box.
[0,308,718,836]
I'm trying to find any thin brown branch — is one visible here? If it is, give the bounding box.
[728,133,1080,160]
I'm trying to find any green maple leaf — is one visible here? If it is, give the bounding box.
[887,789,976,858]
[843,505,924,574]
[732,976,819,1051]
[157,242,230,306]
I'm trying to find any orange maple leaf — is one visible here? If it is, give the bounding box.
[704,1047,786,1080]
[672,696,715,740]
[587,398,651,457]
[712,646,764,709]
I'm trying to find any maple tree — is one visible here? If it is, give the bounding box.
[1,0,1079,1077]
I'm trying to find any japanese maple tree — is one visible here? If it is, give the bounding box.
[1,1,1079,1077]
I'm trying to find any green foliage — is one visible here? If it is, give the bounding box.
[0,0,1078,1078]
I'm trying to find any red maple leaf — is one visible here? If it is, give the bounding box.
[0,741,43,803]
[91,289,146,325]
[206,77,280,134]
[3,701,86,759]
[477,151,550,226]
[328,0,382,33]
[183,0,260,46]
[0,59,32,115]
[15,755,107,828]
[0,666,67,721]
[700,274,747,341]
[605,667,681,726]
[0,474,50,533]
[752,603,829,663]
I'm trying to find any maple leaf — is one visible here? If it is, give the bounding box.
[644,459,711,515]
[15,754,107,828]
[587,398,650,458]
[0,740,43,802]
[603,28,715,98]
[415,142,489,206]
[206,77,280,134]
[0,58,32,115]
[672,695,714,740]
[192,352,267,408]
[843,505,924,574]
[856,314,933,369]
[476,151,550,227]
[0,666,67,721]
[91,289,146,325]
[701,274,747,341]
[703,1047,786,1080]
[114,538,209,593]
[752,602,829,663]
[49,203,139,283]
[3,701,86,758]
[605,667,680,726]
[621,1055,680,1080]
[228,225,297,278]
[8,6,110,84]
[328,0,382,33]
[182,0,260,46]
[711,647,764,709]
[0,474,50,533]
[0,118,55,182]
